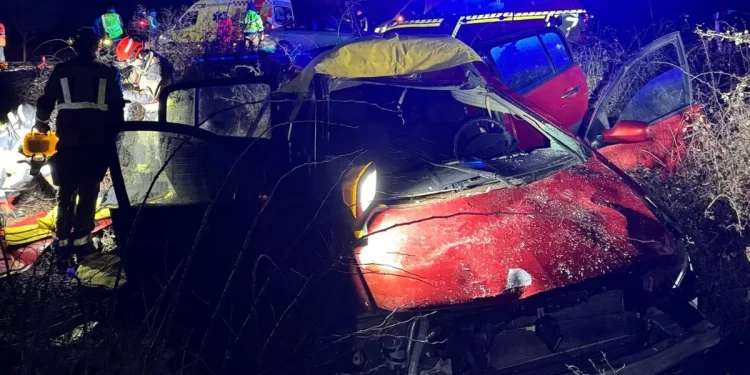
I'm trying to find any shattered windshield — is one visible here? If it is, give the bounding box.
[321,83,581,199]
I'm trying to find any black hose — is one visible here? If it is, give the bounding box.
[408,318,430,375]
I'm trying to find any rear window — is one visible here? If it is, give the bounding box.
[275,7,293,24]
[488,31,572,92]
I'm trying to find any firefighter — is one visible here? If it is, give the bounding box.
[242,3,264,51]
[114,37,175,121]
[95,7,125,41]
[33,27,125,269]
[0,22,7,72]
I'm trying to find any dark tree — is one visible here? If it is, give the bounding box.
[0,0,58,62]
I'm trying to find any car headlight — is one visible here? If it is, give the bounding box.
[342,162,377,219]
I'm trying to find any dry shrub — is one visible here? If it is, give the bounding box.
[150,6,204,81]
[630,28,750,336]
[570,27,626,95]
[682,29,750,231]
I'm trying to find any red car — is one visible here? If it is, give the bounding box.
[115,34,712,373]
[269,35,718,374]
[473,28,702,173]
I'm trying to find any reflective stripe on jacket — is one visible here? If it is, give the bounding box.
[36,54,125,149]
[244,11,263,33]
[148,15,159,31]
[101,13,124,39]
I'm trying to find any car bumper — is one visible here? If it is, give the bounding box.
[612,320,720,375]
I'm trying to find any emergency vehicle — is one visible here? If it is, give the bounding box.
[175,0,294,42]
[375,0,589,41]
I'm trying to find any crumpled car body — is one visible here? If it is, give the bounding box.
[356,159,673,311]
[280,35,719,374]
[107,35,716,374]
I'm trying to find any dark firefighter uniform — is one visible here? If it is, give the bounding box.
[35,27,125,262]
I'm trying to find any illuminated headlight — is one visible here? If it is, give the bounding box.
[359,169,377,214]
[374,26,383,33]
[342,162,378,219]
[102,38,113,46]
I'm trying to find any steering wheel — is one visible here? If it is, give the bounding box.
[453,117,517,160]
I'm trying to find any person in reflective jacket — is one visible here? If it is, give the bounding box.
[95,7,125,41]
[115,37,175,121]
[34,27,125,270]
[242,3,264,50]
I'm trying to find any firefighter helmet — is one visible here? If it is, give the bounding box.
[115,37,144,62]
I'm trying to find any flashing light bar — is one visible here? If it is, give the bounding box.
[376,9,588,35]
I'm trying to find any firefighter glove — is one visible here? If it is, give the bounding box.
[34,120,51,133]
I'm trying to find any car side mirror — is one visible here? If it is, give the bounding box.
[601,120,650,143]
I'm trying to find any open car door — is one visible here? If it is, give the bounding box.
[477,27,589,132]
[109,76,297,370]
[581,32,702,172]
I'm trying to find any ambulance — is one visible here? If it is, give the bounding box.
[175,0,294,42]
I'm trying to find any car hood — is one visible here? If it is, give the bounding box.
[355,158,673,311]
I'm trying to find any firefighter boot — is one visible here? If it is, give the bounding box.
[51,239,76,274]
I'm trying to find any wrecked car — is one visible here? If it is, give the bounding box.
[274,36,719,374]
[375,25,702,173]
[108,35,715,373]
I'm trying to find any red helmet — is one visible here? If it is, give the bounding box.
[115,37,144,62]
[0,24,5,33]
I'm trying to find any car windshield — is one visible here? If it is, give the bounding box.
[322,82,583,199]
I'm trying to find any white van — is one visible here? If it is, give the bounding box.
[175,0,294,42]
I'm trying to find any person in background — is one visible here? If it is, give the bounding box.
[0,23,7,72]
[95,7,125,41]
[216,12,236,55]
[114,36,175,121]
[148,9,160,34]
[34,27,125,270]
[242,3,264,51]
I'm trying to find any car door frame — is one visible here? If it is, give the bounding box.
[158,74,280,124]
[474,26,589,132]
[475,26,582,96]
[581,31,693,145]
[108,121,227,211]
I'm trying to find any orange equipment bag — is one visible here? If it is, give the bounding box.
[22,132,58,158]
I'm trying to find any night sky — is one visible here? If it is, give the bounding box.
[0,0,743,61]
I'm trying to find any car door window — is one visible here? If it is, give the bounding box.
[585,35,690,144]
[117,131,213,205]
[488,30,573,93]
[540,31,572,71]
[165,83,272,138]
[490,35,553,92]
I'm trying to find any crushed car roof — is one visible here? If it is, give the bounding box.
[278,35,483,94]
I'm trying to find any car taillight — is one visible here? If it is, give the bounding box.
[342,162,377,219]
